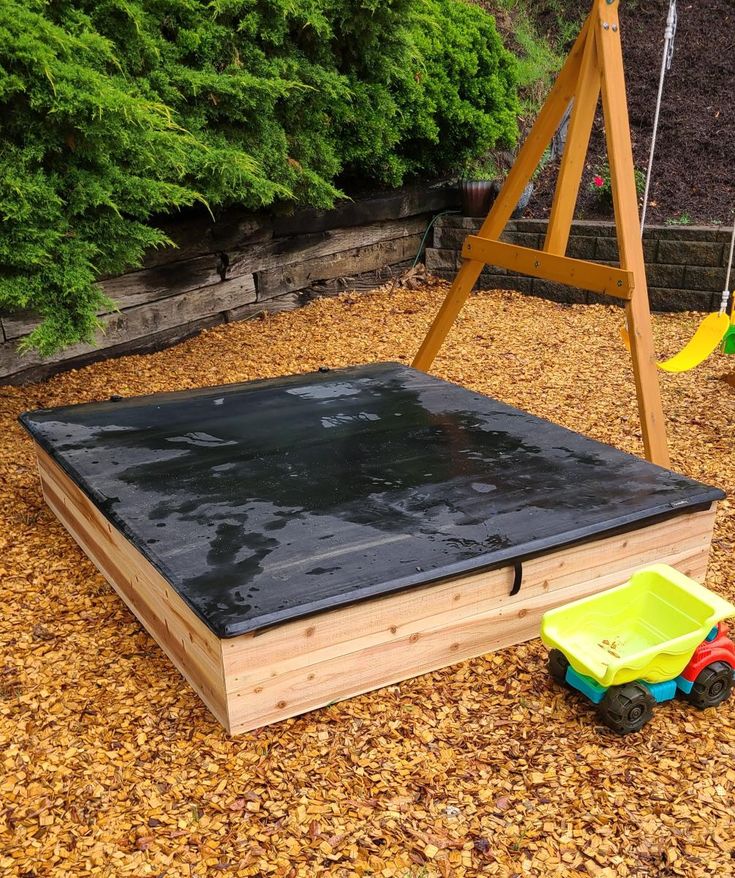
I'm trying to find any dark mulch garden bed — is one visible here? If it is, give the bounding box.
[484,0,735,225]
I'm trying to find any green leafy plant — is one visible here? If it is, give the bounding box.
[0,0,520,354]
[462,154,500,181]
[665,212,693,226]
[590,161,645,207]
[492,0,564,119]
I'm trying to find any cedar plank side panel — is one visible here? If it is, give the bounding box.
[223,507,715,732]
[34,447,231,731]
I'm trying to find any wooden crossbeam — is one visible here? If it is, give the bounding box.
[462,236,634,299]
[412,0,670,467]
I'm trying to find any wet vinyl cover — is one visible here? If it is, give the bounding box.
[20,363,723,637]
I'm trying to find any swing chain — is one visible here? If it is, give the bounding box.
[627,0,733,371]
[643,0,733,320]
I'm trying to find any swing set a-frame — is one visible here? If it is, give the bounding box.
[412,0,670,468]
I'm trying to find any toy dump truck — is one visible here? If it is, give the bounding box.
[542,565,735,734]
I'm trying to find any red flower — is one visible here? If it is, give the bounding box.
[593,175,605,188]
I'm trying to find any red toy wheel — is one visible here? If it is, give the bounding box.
[686,662,734,710]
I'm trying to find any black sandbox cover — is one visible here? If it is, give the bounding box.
[21,363,723,638]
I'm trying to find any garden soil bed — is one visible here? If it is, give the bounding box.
[1,283,734,876]
[482,0,735,225]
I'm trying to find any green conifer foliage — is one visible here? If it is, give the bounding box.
[0,0,519,353]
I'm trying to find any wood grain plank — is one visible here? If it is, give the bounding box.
[256,235,422,300]
[227,538,712,733]
[1,316,225,388]
[224,292,301,324]
[227,535,713,697]
[300,260,415,301]
[224,507,715,731]
[141,214,271,270]
[229,217,427,281]
[34,446,230,730]
[115,219,424,317]
[0,277,256,378]
[29,438,716,737]
[138,183,455,269]
[2,218,424,342]
[461,236,633,299]
[271,184,458,237]
[596,0,669,465]
[2,273,256,341]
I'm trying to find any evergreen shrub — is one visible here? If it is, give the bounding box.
[0,0,519,352]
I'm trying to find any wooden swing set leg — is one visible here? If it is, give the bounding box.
[412,14,591,371]
[544,20,600,256]
[412,0,670,467]
[596,2,669,467]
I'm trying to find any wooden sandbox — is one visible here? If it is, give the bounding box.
[20,363,723,734]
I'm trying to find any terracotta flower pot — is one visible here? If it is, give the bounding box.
[460,179,498,217]
[459,179,534,218]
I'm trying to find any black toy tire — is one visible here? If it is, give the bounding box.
[597,682,655,734]
[548,649,570,685]
[686,662,734,710]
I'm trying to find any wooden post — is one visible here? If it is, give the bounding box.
[544,22,601,256]
[595,0,669,466]
[412,0,670,466]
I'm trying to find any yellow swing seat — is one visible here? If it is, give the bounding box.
[622,0,735,375]
[621,311,730,373]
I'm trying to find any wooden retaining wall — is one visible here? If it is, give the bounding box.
[1,184,458,385]
[4,198,730,385]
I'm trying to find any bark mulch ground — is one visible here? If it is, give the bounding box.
[1,283,734,877]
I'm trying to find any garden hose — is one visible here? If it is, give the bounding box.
[412,209,460,269]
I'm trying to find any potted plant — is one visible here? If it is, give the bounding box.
[459,150,534,218]
[459,153,501,217]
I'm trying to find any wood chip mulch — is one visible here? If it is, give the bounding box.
[1,282,734,877]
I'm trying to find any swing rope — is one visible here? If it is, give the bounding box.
[640,0,677,233]
[622,0,734,372]
[719,220,735,355]
[721,219,735,315]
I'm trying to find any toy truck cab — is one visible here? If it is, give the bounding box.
[542,565,735,734]
[678,622,735,705]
